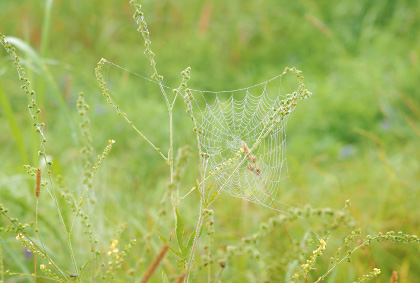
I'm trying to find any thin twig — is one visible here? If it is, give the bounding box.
[175,271,187,283]
[141,244,169,283]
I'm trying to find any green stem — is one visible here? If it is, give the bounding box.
[95,59,167,161]
[169,107,174,181]
[185,201,204,282]
[42,153,79,273]
[6,272,62,282]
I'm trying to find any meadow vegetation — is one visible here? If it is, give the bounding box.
[0,0,419,282]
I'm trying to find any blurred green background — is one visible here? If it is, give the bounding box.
[1,0,419,282]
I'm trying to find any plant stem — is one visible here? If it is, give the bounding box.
[141,244,169,283]
[95,59,168,161]
[185,201,204,282]
[35,198,38,283]
[42,156,79,273]
[169,107,174,181]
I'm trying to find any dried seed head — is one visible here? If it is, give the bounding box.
[35,168,41,198]
[248,155,257,163]
[241,141,250,154]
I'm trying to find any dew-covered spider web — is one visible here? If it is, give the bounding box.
[100,60,310,213]
[188,75,297,212]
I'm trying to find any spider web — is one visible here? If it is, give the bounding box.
[100,60,308,212]
[189,75,295,211]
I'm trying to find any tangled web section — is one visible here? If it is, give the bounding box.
[102,60,303,213]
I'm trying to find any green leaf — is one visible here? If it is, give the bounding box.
[162,270,169,283]
[180,245,188,258]
[207,190,218,206]
[0,80,28,164]
[170,244,183,259]
[176,259,185,270]
[157,234,168,244]
[185,231,196,258]
[195,180,203,198]
[78,258,91,279]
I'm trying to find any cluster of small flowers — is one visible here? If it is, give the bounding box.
[12,229,60,280]
[59,190,96,250]
[264,67,312,134]
[299,238,327,277]
[372,231,420,244]
[354,268,381,283]
[103,238,137,280]
[130,0,164,83]
[173,147,191,185]
[91,139,115,176]
[330,228,362,265]
[38,262,59,281]
[96,59,131,123]
[0,208,32,235]
[0,34,41,121]
[184,89,202,131]
[77,93,94,188]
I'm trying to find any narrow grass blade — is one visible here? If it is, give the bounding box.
[0,79,28,164]
[36,0,54,107]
